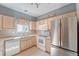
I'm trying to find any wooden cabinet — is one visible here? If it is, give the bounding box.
[36,19,51,30]
[32,36,37,45]
[18,19,26,25]
[30,21,36,31]
[25,39,30,49]
[0,15,2,29]
[28,36,37,48]
[20,36,36,51]
[38,19,47,25]
[45,37,51,53]
[29,36,37,47]
[3,16,15,29]
[29,38,33,48]
[0,41,4,56]
[20,38,28,51]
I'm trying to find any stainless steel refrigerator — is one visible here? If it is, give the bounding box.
[51,16,77,52]
[51,19,61,47]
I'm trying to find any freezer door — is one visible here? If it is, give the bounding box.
[68,17,77,52]
[61,18,69,49]
[61,16,77,52]
[51,19,61,47]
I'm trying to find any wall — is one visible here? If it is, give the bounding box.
[37,3,76,20]
[0,5,37,21]
[0,5,37,37]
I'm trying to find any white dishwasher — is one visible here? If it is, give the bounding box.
[5,39,20,56]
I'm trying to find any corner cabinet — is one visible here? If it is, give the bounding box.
[30,21,36,31]
[20,36,37,51]
[3,16,15,29]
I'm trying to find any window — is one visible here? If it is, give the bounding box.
[16,24,29,32]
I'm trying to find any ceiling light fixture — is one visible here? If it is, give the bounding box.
[31,3,40,8]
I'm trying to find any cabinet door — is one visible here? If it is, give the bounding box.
[45,37,51,53]
[0,15,2,29]
[26,39,30,49]
[20,39,27,51]
[30,21,36,31]
[3,16,15,29]
[32,36,37,46]
[47,19,51,30]
[18,19,26,25]
[0,41,4,56]
[29,38,33,48]
[21,37,37,51]
[45,38,51,46]
[68,17,77,52]
[8,16,15,28]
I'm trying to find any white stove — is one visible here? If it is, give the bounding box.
[37,36,46,51]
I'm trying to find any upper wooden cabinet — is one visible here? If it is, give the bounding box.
[38,19,47,25]
[3,16,15,29]
[0,15,2,29]
[30,21,36,31]
[18,19,26,25]
[37,19,51,30]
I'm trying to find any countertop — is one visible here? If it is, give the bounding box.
[0,34,37,41]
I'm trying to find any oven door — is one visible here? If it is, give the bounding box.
[38,36,45,47]
[37,36,46,51]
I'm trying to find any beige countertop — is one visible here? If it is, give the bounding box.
[0,34,37,41]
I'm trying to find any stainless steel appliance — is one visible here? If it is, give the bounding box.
[61,16,77,52]
[5,39,20,56]
[51,16,77,52]
[51,19,61,47]
[39,30,49,36]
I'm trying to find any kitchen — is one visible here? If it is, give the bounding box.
[0,3,78,56]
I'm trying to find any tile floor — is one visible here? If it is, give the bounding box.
[16,46,49,56]
[51,46,77,56]
[16,46,77,56]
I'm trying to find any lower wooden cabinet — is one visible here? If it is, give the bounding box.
[20,38,28,51]
[0,41,4,56]
[26,39,30,49]
[31,36,37,46]
[45,37,51,53]
[20,36,37,51]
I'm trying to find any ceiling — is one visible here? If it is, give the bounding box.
[0,3,69,17]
